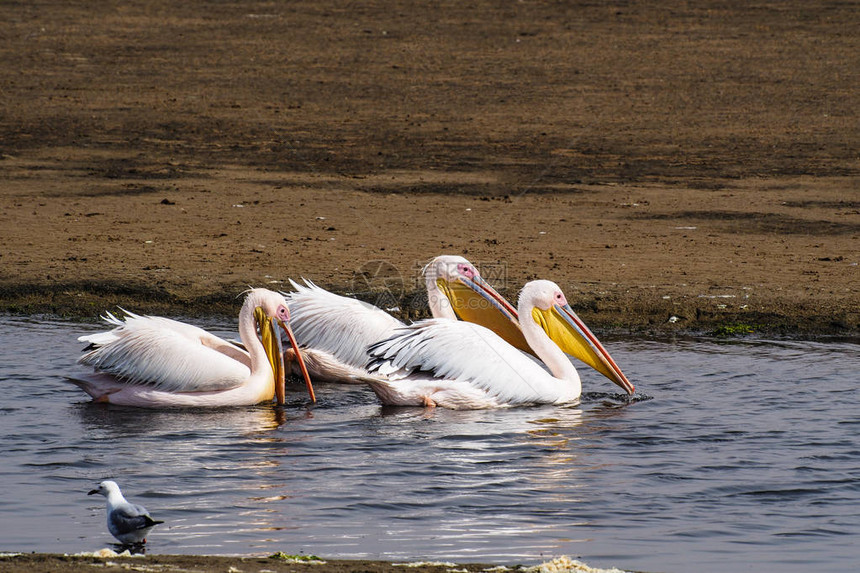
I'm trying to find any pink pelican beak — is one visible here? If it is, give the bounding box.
[278,318,316,404]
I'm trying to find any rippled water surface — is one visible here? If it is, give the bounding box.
[1,315,858,572]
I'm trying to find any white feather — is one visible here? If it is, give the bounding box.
[358,280,603,410]
[366,320,571,407]
[281,255,521,386]
[78,314,250,392]
[68,289,305,408]
[284,279,403,368]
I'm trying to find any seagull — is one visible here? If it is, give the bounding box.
[88,480,164,545]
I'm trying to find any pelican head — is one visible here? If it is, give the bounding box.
[249,290,315,404]
[424,255,531,354]
[521,280,635,395]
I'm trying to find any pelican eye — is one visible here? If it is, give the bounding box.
[276,305,290,321]
[458,263,476,278]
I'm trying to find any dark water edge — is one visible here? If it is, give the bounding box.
[1,281,857,337]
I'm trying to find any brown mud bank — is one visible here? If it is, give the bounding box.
[1,0,857,336]
[1,172,857,336]
[0,267,858,338]
[0,554,493,573]
[0,553,635,573]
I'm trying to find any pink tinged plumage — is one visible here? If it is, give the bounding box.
[69,289,314,408]
[283,255,516,383]
[361,280,627,410]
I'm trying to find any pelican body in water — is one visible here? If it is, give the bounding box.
[284,255,523,381]
[69,289,315,408]
[361,280,635,409]
[427,256,631,391]
[286,255,631,396]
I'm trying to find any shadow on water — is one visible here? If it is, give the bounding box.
[73,403,288,435]
[107,542,148,555]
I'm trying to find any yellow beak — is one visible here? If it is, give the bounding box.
[255,306,286,404]
[437,276,533,356]
[532,304,635,394]
[254,306,316,405]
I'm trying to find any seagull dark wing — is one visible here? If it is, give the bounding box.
[109,504,153,534]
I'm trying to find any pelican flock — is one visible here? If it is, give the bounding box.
[69,288,315,408]
[70,257,634,411]
[359,280,634,409]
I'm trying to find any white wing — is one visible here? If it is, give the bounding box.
[367,320,566,405]
[285,279,403,368]
[78,313,250,392]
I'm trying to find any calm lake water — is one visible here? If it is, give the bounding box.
[0,315,858,573]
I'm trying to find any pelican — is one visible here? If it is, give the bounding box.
[284,255,525,381]
[360,280,635,409]
[287,255,630,392]
[68,288,315,408]
[429,256,631,389]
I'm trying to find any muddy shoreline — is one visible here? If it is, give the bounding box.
[0,276,857,339]
[1,552,646,573]
[0,553,512,573]
[2,1,857,336]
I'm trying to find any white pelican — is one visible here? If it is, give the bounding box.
[68,288,315,408]
[360,280,635,409]
[88,480,163,545]
[428,256,631,390]
[284,255,525,381]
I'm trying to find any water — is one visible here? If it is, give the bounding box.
[0,315,858,573]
